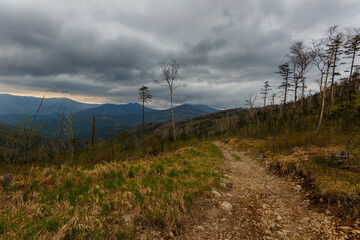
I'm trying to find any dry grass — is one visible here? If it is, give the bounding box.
[227,137,360,218]
[0,142,223,239]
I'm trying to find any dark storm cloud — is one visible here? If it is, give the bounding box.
[0,8,163,79]
[0,0,359,108]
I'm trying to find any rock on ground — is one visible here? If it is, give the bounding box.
[1,174,14,187]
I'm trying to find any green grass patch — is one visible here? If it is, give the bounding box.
[0,217,6,235]
[0,142,224,239]
[46,217,62,232]
[231,153,241,161]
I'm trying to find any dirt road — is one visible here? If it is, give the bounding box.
[179,142,349,240]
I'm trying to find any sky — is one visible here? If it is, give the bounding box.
[0,0,359,109]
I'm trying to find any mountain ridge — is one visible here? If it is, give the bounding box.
[40,104,218,139]
[0,94,218,139]
[0,94,99,116]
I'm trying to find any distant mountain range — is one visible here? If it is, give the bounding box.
[0,94,218,139]
[0,94,98,116]
[75,103,155,117]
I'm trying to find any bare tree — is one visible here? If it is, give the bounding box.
[155,60,183,141]
[245,94,257,123]
[311,39,328,104]
[288,41,314,106]
[185,118,193,144]
[109,126,114,158]
[261,81,272,107]
[17,95,45,164]
[317,26,339,132]
[138,85,152,134]
[299,53,314,105]
[64,113,75,159]
[225,109,230,133]
[91,117,95,164]
[289,43,300,103]
[270,93,276,106]
[57,113,65,169]
[344,28,360,92]
[24,95,45,151]
[245,94,257,109]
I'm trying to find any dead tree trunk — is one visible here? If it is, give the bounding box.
[91,117,95,164]
[317,55,334,132]
[57,113,64,170]
[170,90,176,141]
[109,126,114,159]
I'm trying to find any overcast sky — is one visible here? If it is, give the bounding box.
[0,0,359,109]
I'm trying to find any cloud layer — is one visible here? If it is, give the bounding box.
[0,0,359,108]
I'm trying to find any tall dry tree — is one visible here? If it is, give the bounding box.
[245,94,257,122]
[18,95,45,164]
[288,41,314,106]
[155,60,182,141]
[344,28,360,92]
[245,94,257,108]
[276,63,293,112]
[138,85,152,134]
[289,43,300,103]
[91,117,95,164]
[317,26,339,132]
[185,118,193,144]
[299,51,314,105]
[64,113,75,159]
[270,93,276,107]
[57,113,65,169]
[23,95,45,152]
[311,39,328,104]
[329,29,344,106]
[261,81,272,107]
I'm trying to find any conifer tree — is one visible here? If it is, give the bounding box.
[276,63,293,111]
[329,31,344,106]
[344,28,360,90]
[138,85,152,133]
[261,81,272,107]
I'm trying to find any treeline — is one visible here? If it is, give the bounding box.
[273,26,359,131]
[226,26,360,139]
[168,26,360,152]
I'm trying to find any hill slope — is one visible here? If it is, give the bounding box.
[75,103,156,117]
[40,104,218,139]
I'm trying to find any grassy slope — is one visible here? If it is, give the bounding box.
[0,142,223,239]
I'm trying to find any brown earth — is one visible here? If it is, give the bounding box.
[178,142,358,240]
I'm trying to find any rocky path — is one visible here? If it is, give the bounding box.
[179,142,352,240]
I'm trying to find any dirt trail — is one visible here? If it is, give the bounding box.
[179,142,347,240]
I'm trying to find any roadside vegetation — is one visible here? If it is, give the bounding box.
[227,137,360,219]
[0,142,223,239]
